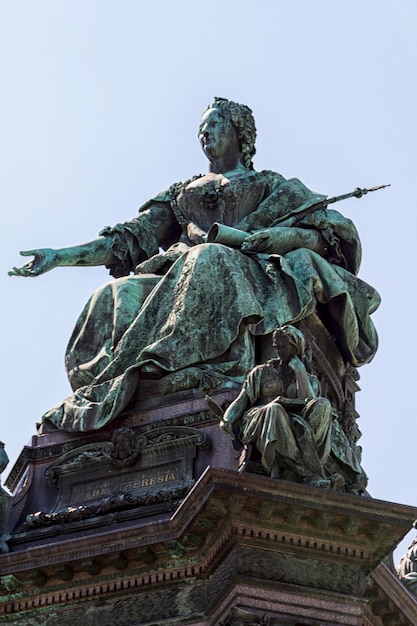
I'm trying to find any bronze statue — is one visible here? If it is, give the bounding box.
[220,326,334,487]
[397,535,417,596]
[10,97,380,433]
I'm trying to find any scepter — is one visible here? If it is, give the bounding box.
[326,183,390,203]
[272,183,390,227]
[207,184,390,247]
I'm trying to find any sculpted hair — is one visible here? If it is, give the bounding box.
[206,97,257,169]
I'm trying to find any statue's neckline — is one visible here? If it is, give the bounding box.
[207,168,254,181]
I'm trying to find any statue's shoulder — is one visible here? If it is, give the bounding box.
[259,169,286,184]
[141,176,202,208]
[152,190,171,202]
[248,361,276,379]
[149,188,173,203]
[137,184,180,214]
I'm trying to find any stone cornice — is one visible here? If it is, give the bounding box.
[1,467,416,622]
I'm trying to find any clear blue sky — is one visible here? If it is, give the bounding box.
[1,0,416,562]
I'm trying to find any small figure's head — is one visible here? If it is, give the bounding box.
[272,325,306,360]
[199,97,256,169]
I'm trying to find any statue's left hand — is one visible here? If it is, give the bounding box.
[241,227,292,254]
[242,226,323,255]
[8,248,59,277]
[288,356,305,372]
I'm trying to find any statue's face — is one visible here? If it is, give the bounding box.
[198,107,240,162]
[273,333,298,360]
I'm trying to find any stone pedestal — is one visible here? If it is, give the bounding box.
[1,392,417,625]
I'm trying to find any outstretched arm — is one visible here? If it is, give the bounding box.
[8,237,115,277]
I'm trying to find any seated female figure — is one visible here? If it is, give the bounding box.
[9,98,380,432]
[220,326,333,487]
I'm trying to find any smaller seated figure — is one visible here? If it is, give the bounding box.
[397,534,417,596]
[220,325,336,488]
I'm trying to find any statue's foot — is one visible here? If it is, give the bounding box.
[140,363,165,379]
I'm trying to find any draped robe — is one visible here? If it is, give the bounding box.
[42,170,380,431]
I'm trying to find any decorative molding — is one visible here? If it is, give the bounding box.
[12,426,209,538]
[1,465,416,625]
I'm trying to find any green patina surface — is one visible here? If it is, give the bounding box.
[9,98,379,437]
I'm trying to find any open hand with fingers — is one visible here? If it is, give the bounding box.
[8,248,58,277]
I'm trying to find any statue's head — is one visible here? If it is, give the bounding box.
[273,325,306,359]
[203,97,257,169]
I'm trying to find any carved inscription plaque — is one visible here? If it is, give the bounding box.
[70,463,179,504]
[42,426,209,517]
